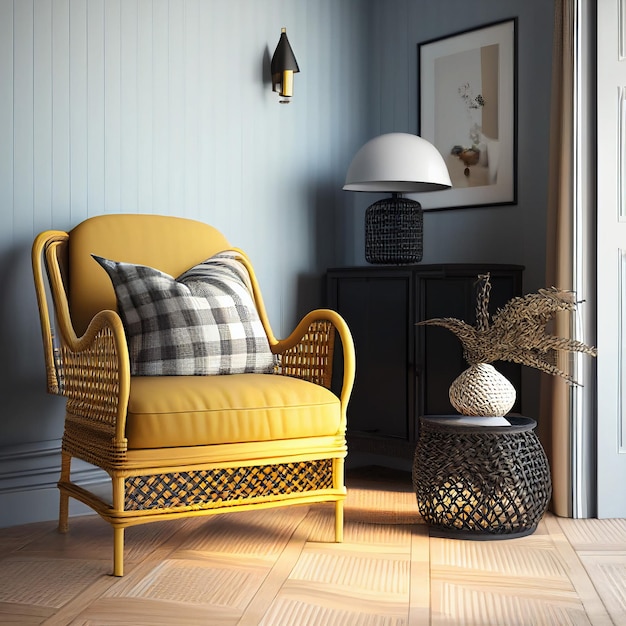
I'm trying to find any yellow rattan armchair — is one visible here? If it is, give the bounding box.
[32,214,355,576]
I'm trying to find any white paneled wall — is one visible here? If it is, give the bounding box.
[0,0,371,526]
[1,0,370,266]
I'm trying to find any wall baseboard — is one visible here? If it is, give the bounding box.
[0,439,108,528]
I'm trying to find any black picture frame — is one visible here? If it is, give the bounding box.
[416,18,518,211]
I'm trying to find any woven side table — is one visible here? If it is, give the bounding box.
[412,416,552,539]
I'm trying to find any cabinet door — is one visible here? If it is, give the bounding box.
[330,273,414,441]
[418,271,522,416]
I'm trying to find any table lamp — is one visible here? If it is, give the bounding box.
[343,133,452,264]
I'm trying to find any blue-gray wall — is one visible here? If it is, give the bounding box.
[0,0,554,526]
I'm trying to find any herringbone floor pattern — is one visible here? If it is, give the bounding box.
[0,467,624,625]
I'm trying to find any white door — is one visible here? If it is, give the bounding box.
[596,0,626,517]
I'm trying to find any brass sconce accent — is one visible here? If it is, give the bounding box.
[271,28,300,103]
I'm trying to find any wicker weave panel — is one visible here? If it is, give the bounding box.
[60,325,127,465]
[279,320,335,388]
[449,364,516,417]
[61,330,120,412]
[364,197,423,264]
[125,459,334,511]
[62,421,127,468]
[413,418,552,537]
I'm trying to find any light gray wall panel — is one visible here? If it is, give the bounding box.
[0,1,12,243]
[0,440,105,527]
[14,1,34,240]
[36,1,54,228]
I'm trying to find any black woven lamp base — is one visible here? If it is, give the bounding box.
[412,416,552,540]
[365,196,423,264]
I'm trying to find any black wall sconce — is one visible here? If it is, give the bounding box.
[271,28,300,103]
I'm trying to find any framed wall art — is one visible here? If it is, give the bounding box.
[416,18,517,211]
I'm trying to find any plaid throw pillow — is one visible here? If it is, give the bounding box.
[93,251,277,376]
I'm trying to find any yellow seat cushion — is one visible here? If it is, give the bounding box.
[126,373,341,449]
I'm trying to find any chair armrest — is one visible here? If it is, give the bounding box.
[273,309,355,408]
[60,309,131,458]
[32,233,130,461]
[232,252,354,405]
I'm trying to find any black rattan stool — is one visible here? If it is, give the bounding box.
[412,416,552,539]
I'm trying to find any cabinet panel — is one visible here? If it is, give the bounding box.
[332,274,413,440]
[420,277,471,415]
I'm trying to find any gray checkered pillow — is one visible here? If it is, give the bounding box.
[92,251,277,376]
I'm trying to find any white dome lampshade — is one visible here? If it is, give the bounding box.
[343,133,452,264]
[344,133,452,192]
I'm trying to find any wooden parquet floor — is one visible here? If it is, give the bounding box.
[0,467,625,625]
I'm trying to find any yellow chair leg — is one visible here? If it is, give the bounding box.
[332,456,345,542]
[58,453,71,533]
[113,527,124,577]
[335,500,344,542]
[58,493,69,533]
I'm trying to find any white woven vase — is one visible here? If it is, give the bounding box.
[449,363,516,417]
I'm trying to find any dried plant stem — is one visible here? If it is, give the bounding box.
[418,274,597,385]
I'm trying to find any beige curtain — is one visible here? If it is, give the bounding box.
[541,0,574,517]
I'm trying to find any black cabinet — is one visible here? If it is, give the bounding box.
[326,264,524,458]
